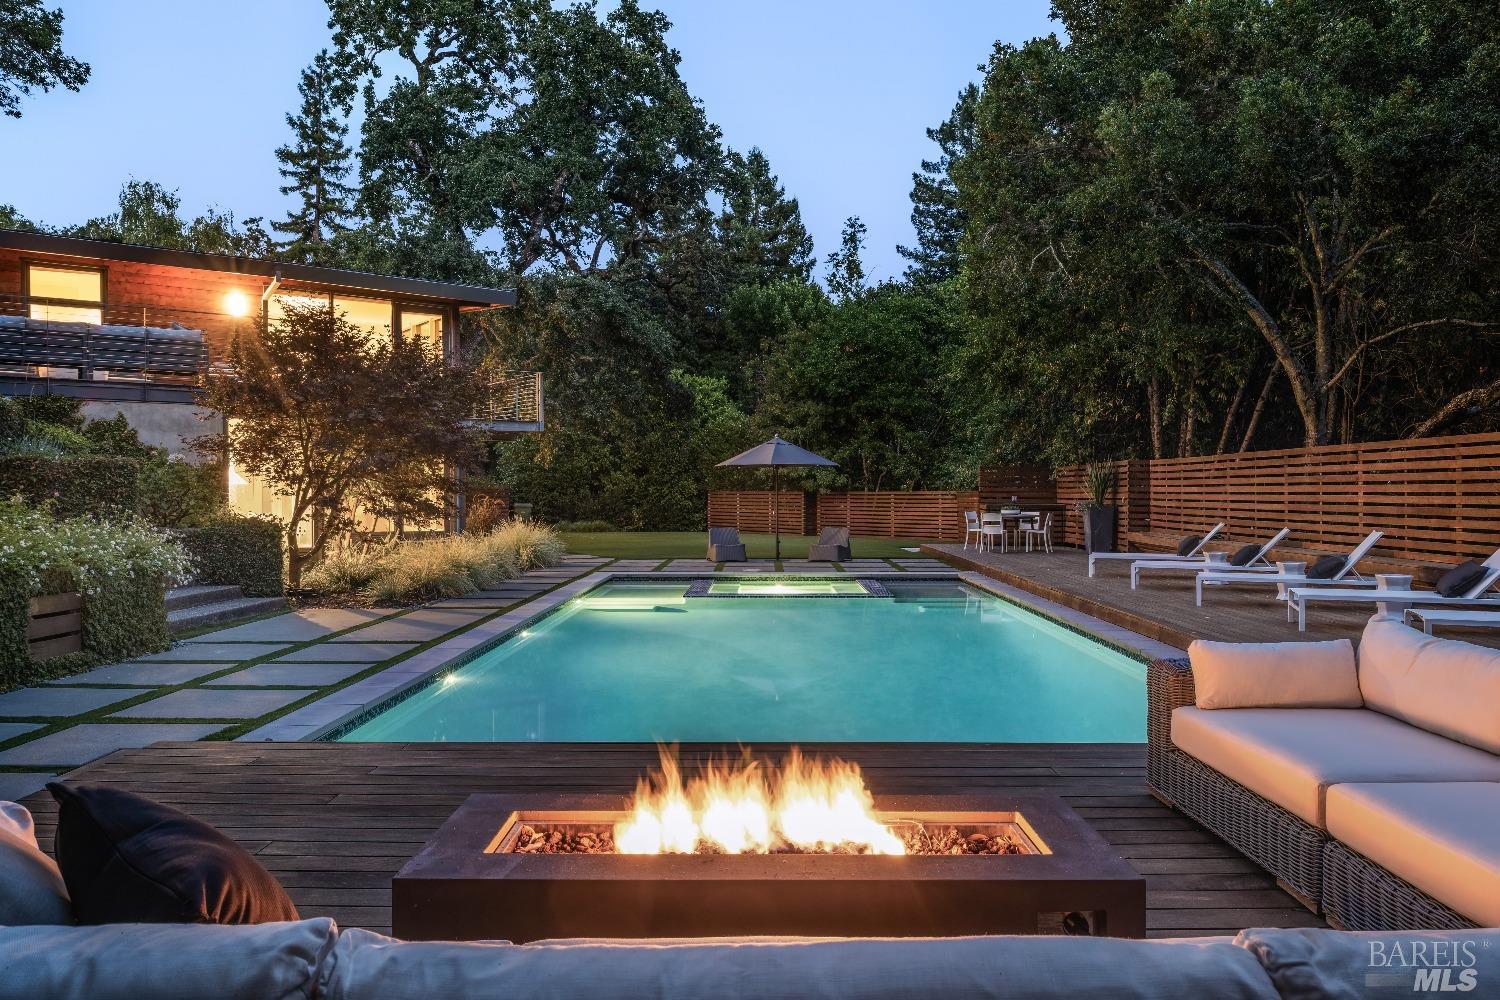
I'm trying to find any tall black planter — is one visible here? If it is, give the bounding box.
[1083,505,1117,554]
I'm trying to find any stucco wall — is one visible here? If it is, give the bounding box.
[80,401,224,464]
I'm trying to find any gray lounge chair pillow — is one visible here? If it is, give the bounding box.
[1306,555,1345,579]
[1176,535,1201,557]
[1229,544,1260,567]
[1436,560,1485,598]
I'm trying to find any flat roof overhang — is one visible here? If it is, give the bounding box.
[0,229,516,308]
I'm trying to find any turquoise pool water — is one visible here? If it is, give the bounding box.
[337,579,1146,743]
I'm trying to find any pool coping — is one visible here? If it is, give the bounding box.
[239,569,1182,743]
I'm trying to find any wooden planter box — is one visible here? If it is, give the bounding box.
[28,592,84,661]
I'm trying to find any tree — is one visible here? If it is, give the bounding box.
[0,0,89,117]
[273,51,357,264]
[195,302,484,586]
[824,216,868,300]
[716,148,815,287]
[898,84,977,285]
[64,180,273,257]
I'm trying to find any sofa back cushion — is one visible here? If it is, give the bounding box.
[319,929,1279,1000]
[1189,638,1361,710]
[1237,927,1500,999]
[0,918,336,1000]
[1358,618,1500,754]
[0,801,72,926]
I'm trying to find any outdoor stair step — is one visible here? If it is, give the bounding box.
[168,595,288,633]
[165,584,245,612]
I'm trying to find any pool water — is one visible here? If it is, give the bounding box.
[337,579,1146,743]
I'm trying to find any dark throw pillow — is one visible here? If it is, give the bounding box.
[1307,555,1346,580]
[1176,535,1201,557]
[1435,560,1485,598]
[47,782,298,926]
[1229,543,1261,567]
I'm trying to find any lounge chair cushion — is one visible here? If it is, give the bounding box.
[1188,638,1361,710]
[1357,619,1500,754]
[320,928,1281,1000]
[1228,544,1260,567]
[1325,782,1500,927]
[1435,560,1485,598]
[1306,555,1345,579]
[1176,535,1201,557]
[0,801,72,925]
[1237,926,1500,997]
[0,917,337,1000]
[48,782,299,925]
[1170,707,1500,827]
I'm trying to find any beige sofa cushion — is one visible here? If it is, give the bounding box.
[1358,618,1500,753]
[0,918,336,1000]
[1171,707,1500,827]
[1325,782,1500,926]
[1189,638,1360,710]
[319,929,1280,1000]
[0,800,72,925]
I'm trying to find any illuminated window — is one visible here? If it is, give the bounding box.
[400,309,445,356]
[27,265,103,324]
[332,295,394,345]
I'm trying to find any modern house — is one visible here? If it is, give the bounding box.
[0,229,541,531]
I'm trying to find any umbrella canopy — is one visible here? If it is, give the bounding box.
[716,434,837,469]
[715,435,837,559]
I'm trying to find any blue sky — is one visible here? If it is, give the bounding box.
[0,1,1059,282]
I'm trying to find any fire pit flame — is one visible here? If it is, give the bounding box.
[614,749,905,855]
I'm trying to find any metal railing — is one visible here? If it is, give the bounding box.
[0,293,214,384]
[470,370,543,426]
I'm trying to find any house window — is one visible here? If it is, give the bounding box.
[400,308,445,356]
[27,265,103,324]
[266,292,394,347]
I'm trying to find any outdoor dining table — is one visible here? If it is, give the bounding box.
[978,510,1042,551]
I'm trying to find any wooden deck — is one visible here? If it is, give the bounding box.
[22,741,1325,939]
[927,544,1500,650]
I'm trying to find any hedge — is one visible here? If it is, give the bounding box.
[1,574,175,688]
[0,454,142,519]
[178,516,285,597]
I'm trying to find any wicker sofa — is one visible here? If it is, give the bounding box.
[1148,616,1500,931]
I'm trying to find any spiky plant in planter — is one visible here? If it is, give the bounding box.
[1077,463,1117,554]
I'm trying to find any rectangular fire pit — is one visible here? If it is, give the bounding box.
[393,793,1145,941]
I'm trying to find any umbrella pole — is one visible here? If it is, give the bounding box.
[773,465,780,561]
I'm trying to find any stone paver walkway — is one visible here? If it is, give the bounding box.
[0,555,607,781]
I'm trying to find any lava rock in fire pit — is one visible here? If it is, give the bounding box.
[513,825,617,854]
[900,826,1027,856]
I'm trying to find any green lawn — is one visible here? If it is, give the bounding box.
[559,531,943,561]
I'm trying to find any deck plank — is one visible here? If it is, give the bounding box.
[21,741,1326,937]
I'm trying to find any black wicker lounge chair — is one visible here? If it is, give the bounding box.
[707,526,747,562]
[808,526,852,562]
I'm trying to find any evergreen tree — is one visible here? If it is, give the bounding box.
[717,148,815,285]
[273,51,356,264]
[898,84,977,284]
[824,216,868,300]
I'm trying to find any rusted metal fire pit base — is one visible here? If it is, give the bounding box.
[393,793,1146,941]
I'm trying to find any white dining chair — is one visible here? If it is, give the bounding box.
[980,512,1008,553]
[1021,512,1053,553]
[963,510,982,550]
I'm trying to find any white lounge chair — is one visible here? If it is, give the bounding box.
[1194,529,1385,607]
[1288,551,1500,632]
[1087,523,1224,577]
[1130,527,1291,590]
[1404,607,1500,636]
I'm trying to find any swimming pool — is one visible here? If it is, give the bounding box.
[336,578,1146,743]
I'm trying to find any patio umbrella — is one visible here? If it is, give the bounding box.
[716,434,838,560]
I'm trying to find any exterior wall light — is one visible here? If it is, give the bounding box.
[223,290,252,317]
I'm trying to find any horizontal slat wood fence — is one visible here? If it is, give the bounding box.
[815,492,980,541]
[1141,434,1500,576]
[982,432,1500,579]
[706,491,808,535]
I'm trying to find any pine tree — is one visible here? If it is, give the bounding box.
[825,216,868,300]
[273,51,356,263]
[897,84,977,284]
[718,148,815,284]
